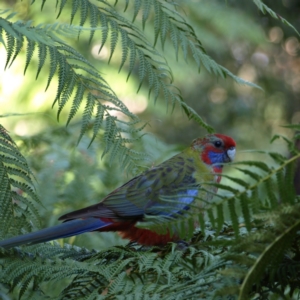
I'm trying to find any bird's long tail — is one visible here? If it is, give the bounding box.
[0,218,112,249]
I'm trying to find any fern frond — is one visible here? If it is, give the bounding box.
[252,0,300,36]
[24,35,35,74]
[0,17,150,170]
[0,125,40,237]
[227,198,239,238]
[34,0,259,127]
[36,42,47,79]
[237,204,300,299]
[118,0,262,88]
[70,0,80,25]
[108,19,119,62]
[4,29,15,68]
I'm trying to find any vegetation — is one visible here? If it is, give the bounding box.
[0,0,300,299]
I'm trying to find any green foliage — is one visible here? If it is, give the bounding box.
[0,0,269,170]
[0,12,150,172]
[0,125,40,238]
[136,142,300,243]
[1,125,300,299]
[0,1,300,299]
[0,0,225,172]
[253,0,300,36]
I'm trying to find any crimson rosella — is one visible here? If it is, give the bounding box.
[0,134,236,248]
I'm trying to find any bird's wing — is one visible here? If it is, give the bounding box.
[59,152,203,221]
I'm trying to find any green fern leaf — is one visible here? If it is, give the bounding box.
[4,32,15,69]
[240,193,251,232]
[236,168,262,181]
[276,169,286,204]
[45,46,58,91]
[9,32,23,68]
[207,209,215,229]
[54,53,68,107]
[89,4,98,43]
[132,0,142,23]
[109,20,119,62]
[283,162,296,205]
[216,203,224,234]
[264,177,278,209]
[78,92,95,144]
[137,48,146,91]
[239,209,300,300]
[153,1,161,46]
[89,103,105,146]
[127,40,136,80]
[24,38,35,74]
[160,10,169,50]
[57,0,68,19]
[70,0,80,24]
[36,43,47,79]
[142,0,152,29]
[57,72,77,121]
[0,18,19,39]
[79,0,89,27]
[0,166,13,235]
[170,23,179,60]
[0,125,40,236]
[119,29,129,72]
[66,83,85,126]
[252,0,300,36]
[103,115,118,156]
[228,198,239,238]
[99,10,108,52]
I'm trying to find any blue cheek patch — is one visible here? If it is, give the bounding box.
[208,151,225,166]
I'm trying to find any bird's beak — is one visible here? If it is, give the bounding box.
[226,147,236,162]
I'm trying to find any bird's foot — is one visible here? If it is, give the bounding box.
[175,240,189,251]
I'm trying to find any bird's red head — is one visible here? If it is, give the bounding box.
[192,134,236,172]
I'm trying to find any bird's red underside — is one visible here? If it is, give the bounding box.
[118,226,174,246]
[98,218,174,246]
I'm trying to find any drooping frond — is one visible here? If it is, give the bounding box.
[117,0,262,89]
[252,0,300,36]
[47,0,262,90]
[0,125,40,237]
[0,16,149,171]
[50,0,215,130]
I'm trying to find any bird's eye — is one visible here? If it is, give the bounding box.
[214,141,222,148]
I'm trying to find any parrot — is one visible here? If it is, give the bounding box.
[0,134,236,248]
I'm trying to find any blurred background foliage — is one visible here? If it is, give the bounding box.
[0,0,299,250]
